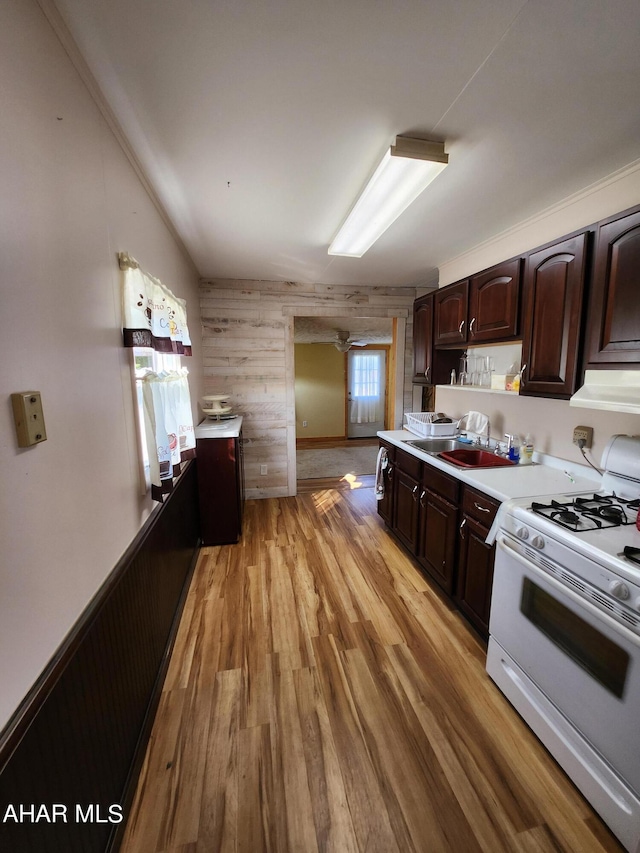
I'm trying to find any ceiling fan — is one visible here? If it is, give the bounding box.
[327,330,367,352]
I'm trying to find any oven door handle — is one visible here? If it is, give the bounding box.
[496,534,640,649]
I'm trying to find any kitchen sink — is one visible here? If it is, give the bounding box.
[438,448,516,468]
[404,437,463,454]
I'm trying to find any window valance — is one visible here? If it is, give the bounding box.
[120,252,192,355]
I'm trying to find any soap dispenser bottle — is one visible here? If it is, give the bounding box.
[521,433,534,464]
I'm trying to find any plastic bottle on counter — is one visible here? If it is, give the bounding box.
[508,435,521,463]
[521,433,534,464]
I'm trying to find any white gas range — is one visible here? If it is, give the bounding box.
[487,434,640,853]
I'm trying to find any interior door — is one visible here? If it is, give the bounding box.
[347,349,386,438]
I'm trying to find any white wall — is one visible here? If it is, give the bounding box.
[0,0,203,730]
[434,387,639,465]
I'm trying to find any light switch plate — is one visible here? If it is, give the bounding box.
[11,391,47,447]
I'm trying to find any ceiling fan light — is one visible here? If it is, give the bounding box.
[334,341,351,352]
[328,137,448,258]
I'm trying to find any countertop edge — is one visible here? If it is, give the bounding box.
[195,416,243,439]
[377,429,601,503]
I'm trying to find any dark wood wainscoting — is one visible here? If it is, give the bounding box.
[0,462,200,853]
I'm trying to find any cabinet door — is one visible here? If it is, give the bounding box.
[520,232,588,397]
[393,469,420,553]
[377,459,394,525]
[468,259,521,343]
[456,514,495,638]
[417,489,458,593]
[196,436,242,545]
[586,206,640,366]
[412,294,434,382]
[434,280,469,347]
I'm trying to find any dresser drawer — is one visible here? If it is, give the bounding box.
[462,487,500,527]
[395,447,422,480]
[423,465,459,503]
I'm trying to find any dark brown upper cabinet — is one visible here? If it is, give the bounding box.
[585,205,640,367]
[468,258,521,343]
[413,292,461,384]
[412,293,434,382]
[520,232,588,398]
[434,280,469,347]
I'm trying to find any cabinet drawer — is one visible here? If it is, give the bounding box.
[423,465,459,503]
[462,487,499,527]
[396,447,422,480]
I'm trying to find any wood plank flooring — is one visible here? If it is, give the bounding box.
[120,483,624,853]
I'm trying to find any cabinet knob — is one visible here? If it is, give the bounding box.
[419,489,426,507]
[473,501,490,513]
[470,317,476,335]
[412,485,418,500]
[458,319,465,335]
[459,517,467,539]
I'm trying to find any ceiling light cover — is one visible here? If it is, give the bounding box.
[328,137,448,258]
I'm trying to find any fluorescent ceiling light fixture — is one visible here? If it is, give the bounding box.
[328,137,448,258]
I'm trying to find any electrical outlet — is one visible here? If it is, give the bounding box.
[573,425,593,448]
[11,391,47,447]
[260,464,268,475]
[302,420,308,427]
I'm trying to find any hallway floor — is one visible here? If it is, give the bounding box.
[120,483,622,853]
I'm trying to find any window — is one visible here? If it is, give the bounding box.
[132,347,184,495]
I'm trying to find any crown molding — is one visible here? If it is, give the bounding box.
[36,0,199,276]
[438,157,640,285]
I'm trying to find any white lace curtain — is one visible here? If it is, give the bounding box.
[350,352,382,424]
[120,253,195,500]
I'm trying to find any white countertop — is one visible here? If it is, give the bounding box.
[378,429,600,503]
[195,415,243,439]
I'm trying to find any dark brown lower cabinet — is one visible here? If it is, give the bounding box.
[196,430,245,545]
[377,442,499,639]
[417,466,460,595]
[417,488,458,594]
[391,448,421,553]
[377,440,395,526]
[455,487,500,638]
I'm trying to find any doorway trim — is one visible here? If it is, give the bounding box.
[285,309,407,496]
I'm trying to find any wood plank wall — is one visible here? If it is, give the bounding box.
[0,463,200,853]
[199,279,417,498]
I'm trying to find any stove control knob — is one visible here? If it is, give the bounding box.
[609,580,630,601]
[531,535,545,549]
[515,526,529,540]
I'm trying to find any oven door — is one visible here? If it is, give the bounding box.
[489,532,640,796]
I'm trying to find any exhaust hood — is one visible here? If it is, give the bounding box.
[570,370,640,414]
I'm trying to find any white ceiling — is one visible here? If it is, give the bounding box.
[294,317,393,345]
[53,0,640,287]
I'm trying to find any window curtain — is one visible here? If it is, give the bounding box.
[350,352,382,424]
[141,369,196,500]
[121,252,192,354]
[120,253,196,500]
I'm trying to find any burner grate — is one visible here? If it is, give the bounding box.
[531,493,638,531]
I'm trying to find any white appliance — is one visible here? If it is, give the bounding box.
[487,434,640,853]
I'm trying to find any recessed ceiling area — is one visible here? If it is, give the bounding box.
[52,0,640,287]
[294,317,393,346]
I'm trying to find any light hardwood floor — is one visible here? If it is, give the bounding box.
[120,482,624,853]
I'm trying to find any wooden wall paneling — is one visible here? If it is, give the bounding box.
[199,280,416,498]
[0,463,200,853]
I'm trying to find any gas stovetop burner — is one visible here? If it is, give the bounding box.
[531,493,638,531]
